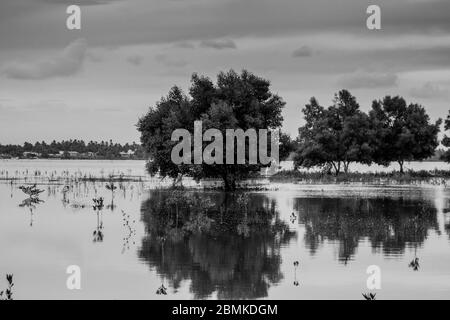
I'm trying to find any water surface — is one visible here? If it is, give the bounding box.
[1,160,450,299]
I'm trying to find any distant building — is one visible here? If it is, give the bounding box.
[120,150,135,158]
[58,151,80,158]
[81,152,95,159]
[23,152,41,159]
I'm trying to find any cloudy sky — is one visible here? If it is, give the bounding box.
[0,0,449,144]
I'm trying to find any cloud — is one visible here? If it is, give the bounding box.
[410,82,448,99]
[155,54,188,68]
[292,46,313,58]
[174,42,196,49]
[200,39,237,50]
[2,39,87,80]
[338,70,399,89]
[126,55,144,66]
[39,0,121,5]
[3,0,450,52]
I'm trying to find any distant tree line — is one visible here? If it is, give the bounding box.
[0,139,146,159]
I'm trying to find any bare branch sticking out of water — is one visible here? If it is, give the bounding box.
[0,274,14,301]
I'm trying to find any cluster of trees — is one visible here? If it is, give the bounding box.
[0,140,145,159]
[440,114,450,163]
[138,70,446,189]
[295,90,442,174]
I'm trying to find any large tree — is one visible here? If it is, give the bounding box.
[369,96,441,173]
[137,70,286,190]
[441,111,450,163]
[295,90,373,175]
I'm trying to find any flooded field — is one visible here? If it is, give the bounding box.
[1,160,450,299]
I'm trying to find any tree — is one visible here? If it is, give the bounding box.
[295,90,373,175]
[369,96,441,173]
[279,133,297,161]
[439,111,450,162]
[137,70,286,190]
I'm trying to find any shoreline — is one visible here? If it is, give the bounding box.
[2,173,450,190]
[0,158,146,161]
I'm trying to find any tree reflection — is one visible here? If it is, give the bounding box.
[444,215,450,241]
[294,197,439,262]
[139,191,296,299]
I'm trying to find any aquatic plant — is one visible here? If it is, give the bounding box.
[0,274,14,301]
[19,184,44,197]
[293,261,300,286]
[270,169,450,185]
[106,182,117,195]
[121,210,137,253]
[105,182,118,211]
[409,257,420,271]
[19,193,44,227]
[92,197,105,243]
[93,228,104,242]
[62,185,70,205]
[362,292,377,300]
[92,197,104,211]
[290,212,297,224]
[156,284,168,295]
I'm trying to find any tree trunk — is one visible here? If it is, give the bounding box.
[331,162,339,176]
[223,174,237,192]
[175,204,179,229]
[331,161,341,176]
[398,160,404,174]
[343,161,350,174]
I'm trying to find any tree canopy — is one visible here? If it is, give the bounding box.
[137,70,287,190]
[441,111,450,163]
[295,90,373,174]
[295,91,441,174]
[369,96,441,173]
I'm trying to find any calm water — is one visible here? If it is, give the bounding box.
[1,160,450,300]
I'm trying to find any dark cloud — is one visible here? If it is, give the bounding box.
[155,54,188,68]
[174,42,196,49]
[338,70,398,89]
[2,0,450,51]
[1,39,87,80]
[382,0,450,33]
[0,1,41,21]
[39,0,121,5]
[200,39,237,50]
[292,46,313,58]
